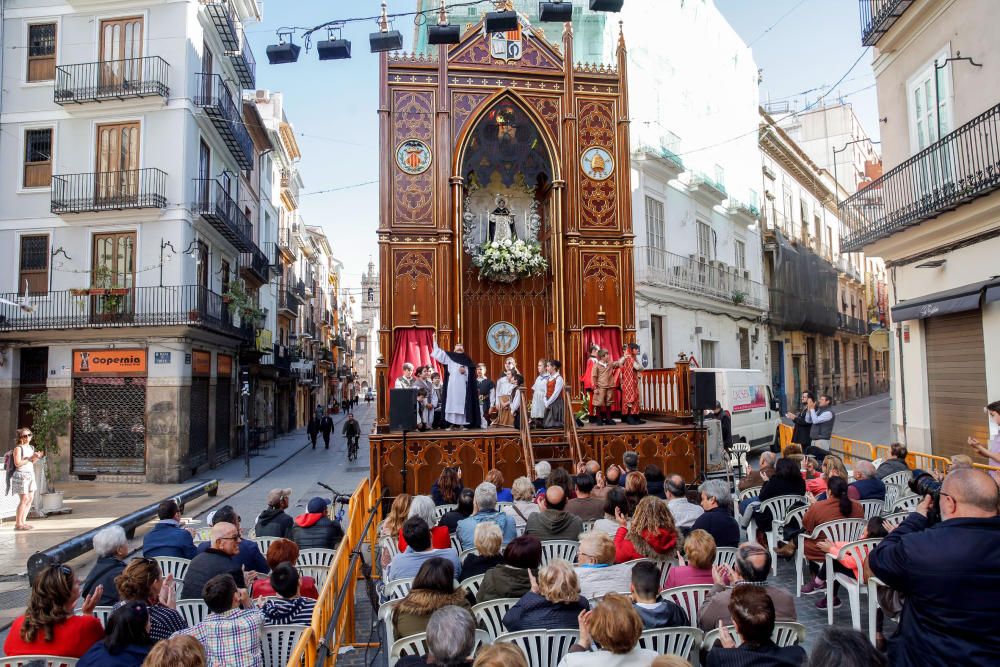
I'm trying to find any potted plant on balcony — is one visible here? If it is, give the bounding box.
[732,290,748,305]
[223,280,264,327]
[28,393,75,513]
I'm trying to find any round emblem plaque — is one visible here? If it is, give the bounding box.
[486,321,520,356]
[395,139,432,175]
[581,146,614,181]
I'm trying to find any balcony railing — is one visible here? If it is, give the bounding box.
[193,73,253,170]
[634,246,767,310]
[192,178,254,251]
[54,56,169,104]
[278,226,295,255]
[838,312,869,336]
[840,102,1000,252]
[229,29,255,89]
[51,168,167,213]
[859,0,914,47]
[0,285,249,339]
[280,169,300,208]
[272,343,291,371]
[204,0,241,52]
[239,245,270,283]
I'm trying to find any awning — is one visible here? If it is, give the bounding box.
[891,278,1000,322]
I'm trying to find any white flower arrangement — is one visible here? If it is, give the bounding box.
[471,238,548,283]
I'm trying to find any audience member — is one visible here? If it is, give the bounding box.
[630,561,688,629]
[867,468,1000,666]
[560,594,658,666]
[873,443,911,480]
[457,482,517,549]
[593,486,630,539]
[691,480,740,548]
[82,525,128,606]
[379,493,411,570]
[396,605,477,667]
[663,529,716,588]
[477,535,541,603]
[623,471,648,514]
[650,657,692,667]
[393,558,471,638]
[525,485,584,541]
[505,476,541,530]
[78,600,154,667]
[461,523,504,579]
[197,506,269,574]
[565,474,605,521]
[602,464,623,492]
[142,499,197,559]
[613,495,677,564]
[849,461,886,501]
[754,457,807,535]
[486,469,513,503]
[949,454,974,471]
[808,625,887,667]
[801,477,863,603]
[473,643,528,667]
[697,543,796,631]
[291,497,345,551]
[705,585,806,667]
[503,560,589,631]
[740,451,776,491]
[574,530,634,598]
[438,488,475,534]
[113,558,187,641]
[259,563,316,625]
[665,475,703,532]
[181,522,246,600]
[640,464,664,499]
[253,487,294,539]
[403,495,452,551]
[622,451,640,478]
[781,443,804,465]
[142,635,207,667]
[175,574,264,667]
[431,466,464,506]
[250,539,319,599]
[386,517,462,582]
[544,467,576,499]
[532,461,552,492]
[787,392,814,452]
[3,563,104,657]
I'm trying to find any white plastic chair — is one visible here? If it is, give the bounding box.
[580,519,597,533]
[384,577,415,601]
[892,494,920,513]
[496,501,513,514]
[867,575,888,646]
[92,605,114,627]
[859,499,884,520]
[460,573,487,599]
[254,536,279,554]
[660,585,713,627]
[435,504,457,520]
[459,548,480,560]
[176,599,209,626]
[714,547,738,570]
[637,626,704,661]
[540,540,579,566]
[261,624,307,667]
[825,538,882,628]
[450,532,462,555]
[734,485,762,519]
[0,658,79,667]
[152,556,190,585]
[496,629,578,667]
[754,495,807,572]
[298,564,330,591]
[882,511,908,529]
[703,622,806,649]
[882,470,911,489]
[390,630,490,665]
[296,548,336,567]
[472,597,518,640]
[796,518,866,596]
[659,561,672,591]
[378,598,404,659]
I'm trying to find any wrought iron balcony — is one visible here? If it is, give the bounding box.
[634,246,768,311]
[840,102,1000,252]
[280,168,300,209]
[192,178,254,251]
[859,0,914,47]
[54,57,169,104]
[193,73,253,170]
[51,168,167,214]
[229,28,255,89]
[272,343,292,371]
[278,226,295,256]
[239,244,270,284]
[0,285,247,339]
[204,0,241,52]
[838,313,869,335]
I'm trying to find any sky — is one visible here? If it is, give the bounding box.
[245,0,881,290]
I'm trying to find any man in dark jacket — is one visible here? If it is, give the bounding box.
[342,413,361,454]
[142,499,197,559]
[707,402,733,449]
[82,525,129,606]
[319,414,334,449]
[867,468,1000,667]
[307,414,321,449]
[848,461,886,501]
[784,391,813,452]
[181,522,246,600]
[254,488,295,539]
[630,561,689,628]
[691,479,740,548]
[196,505,269,574]
[292,497,345,550]
[525,486,583,541]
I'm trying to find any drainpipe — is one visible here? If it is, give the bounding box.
[891,266,907,442]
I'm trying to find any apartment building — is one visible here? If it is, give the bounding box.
[840,0,1000,456]
[0,0,272,483]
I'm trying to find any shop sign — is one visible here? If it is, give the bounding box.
[256,328,273,353]
[217,354,233,377]
[73,349,147,377]
[192,350,211,377]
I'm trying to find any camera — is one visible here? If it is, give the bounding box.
[908,470,942,525]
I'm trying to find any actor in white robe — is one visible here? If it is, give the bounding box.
[431,343,471,426]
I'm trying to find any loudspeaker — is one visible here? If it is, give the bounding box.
[389,388,418,431]
[539,2,573,22]
[485,10,518,32]
[266,42,300,65]
[589,0,625,11]
[428,24,461,45]
[369,30,403,53]
[317,38,351,60]
[692,372,717,411]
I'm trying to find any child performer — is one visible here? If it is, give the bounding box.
[430,372,444,429]
[591,349,616,426]
[580,344,600,423]
[530,359,549,428]
[542,360,565,429]
[493,373,523,428]
[415,387,430,431]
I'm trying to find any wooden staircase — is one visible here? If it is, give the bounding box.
[517,393,583,475]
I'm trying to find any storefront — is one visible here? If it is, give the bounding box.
[189,350,211,469]
[215,353,234,464]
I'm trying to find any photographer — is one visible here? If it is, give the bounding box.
[866,468,1000,666]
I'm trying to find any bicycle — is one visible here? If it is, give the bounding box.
[318,482,350,523]
[347,435,360,462]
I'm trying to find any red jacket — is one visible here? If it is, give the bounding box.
[252,575,320,599]
[614,525,677,564]
[4,615,104,658]
[398,525,451,553]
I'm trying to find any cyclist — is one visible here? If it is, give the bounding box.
[342,413,362,461]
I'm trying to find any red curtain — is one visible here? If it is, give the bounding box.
[389,328,439,387]
[583,326,623,411]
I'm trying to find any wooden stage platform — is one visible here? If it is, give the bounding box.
[370,419,703,498]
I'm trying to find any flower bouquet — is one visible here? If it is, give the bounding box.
[471,238,548,283]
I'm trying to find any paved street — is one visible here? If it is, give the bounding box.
[784,392,892,447]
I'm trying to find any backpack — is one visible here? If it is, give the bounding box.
[3,445,21,495]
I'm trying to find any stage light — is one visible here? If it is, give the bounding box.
[589,0,625,11]
[428,24,461,44]
[317,25,351,60]
[539,2,573,22]
[266,33,300,64]
[485,10,518,32]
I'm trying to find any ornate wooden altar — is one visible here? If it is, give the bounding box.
[371,15,700,496]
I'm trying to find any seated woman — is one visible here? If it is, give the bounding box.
[78,601,155,667]
[623,471,648,515]
[487,469,514,503]
[503,560,590,631]
[393,557,470,638]
[81,525,129,607]
[504,477,541,531]
[706,586,806,667]
[251,539,319,599]
[575,531,634,599]
[593,487,630,539]
[142,635,207,667]
[800,476,864,607]
[476,535,542,603]
[644,464,667,499]
[559,594,658,666]
[874,442,912,480]
[812,455,850,499]
[431,467,464,506]
[439,488,475,534]
[400,495,452,552]
[663,529,716,589]
[113,558,187,642]
[461,523,504,579]
[4,563,105,657]
[613,496,677,564]
[379,493,411,570]
[753,457,807,536]
[260,563,317,625]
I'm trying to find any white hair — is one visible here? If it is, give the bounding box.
[93,525,128,558]
[408,495,436,526]
[854,461,876,480]
[426,605,476,663]
[534,460,551,479]
[474,482,498,512]
[699,479,732,508]
[760,451,777,467]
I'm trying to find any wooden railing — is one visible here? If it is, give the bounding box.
[518,389,535,475]
[563,393,583,464]
[638,360,691,417]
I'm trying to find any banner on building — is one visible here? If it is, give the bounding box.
[73,349,147,377]
[256,329,273,354]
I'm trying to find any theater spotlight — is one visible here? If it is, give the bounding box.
[266,32,300,64]
[370,0,403,53]
[485,10,518,32]
[317,24,351,60]
[589,0,625,11]
[428,0,461,44]
[539,1,573,22]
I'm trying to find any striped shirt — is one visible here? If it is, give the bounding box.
[260,596,316,626]
[113,600,187,641]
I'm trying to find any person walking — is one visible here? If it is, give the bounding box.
[306,414,321,450]
[319,413,334,450]
[805,394,835,457]
[343,413,361,461]
[8,427,42,531]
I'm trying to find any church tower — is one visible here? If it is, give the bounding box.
[357,258,379,389]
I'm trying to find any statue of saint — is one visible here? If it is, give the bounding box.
[488,194,517,244]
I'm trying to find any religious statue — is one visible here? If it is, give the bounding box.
[488,194,517,244]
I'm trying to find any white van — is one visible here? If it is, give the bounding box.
[691,368,781,452]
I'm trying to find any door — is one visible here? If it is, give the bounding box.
[201,41,213,101]
[99,17,143,90]
[908,51,952,196]
[91,232,135,322]
[650,315,663,368]
[198,140,211,207]
[770,340,785,412]
[95,121,140,204]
